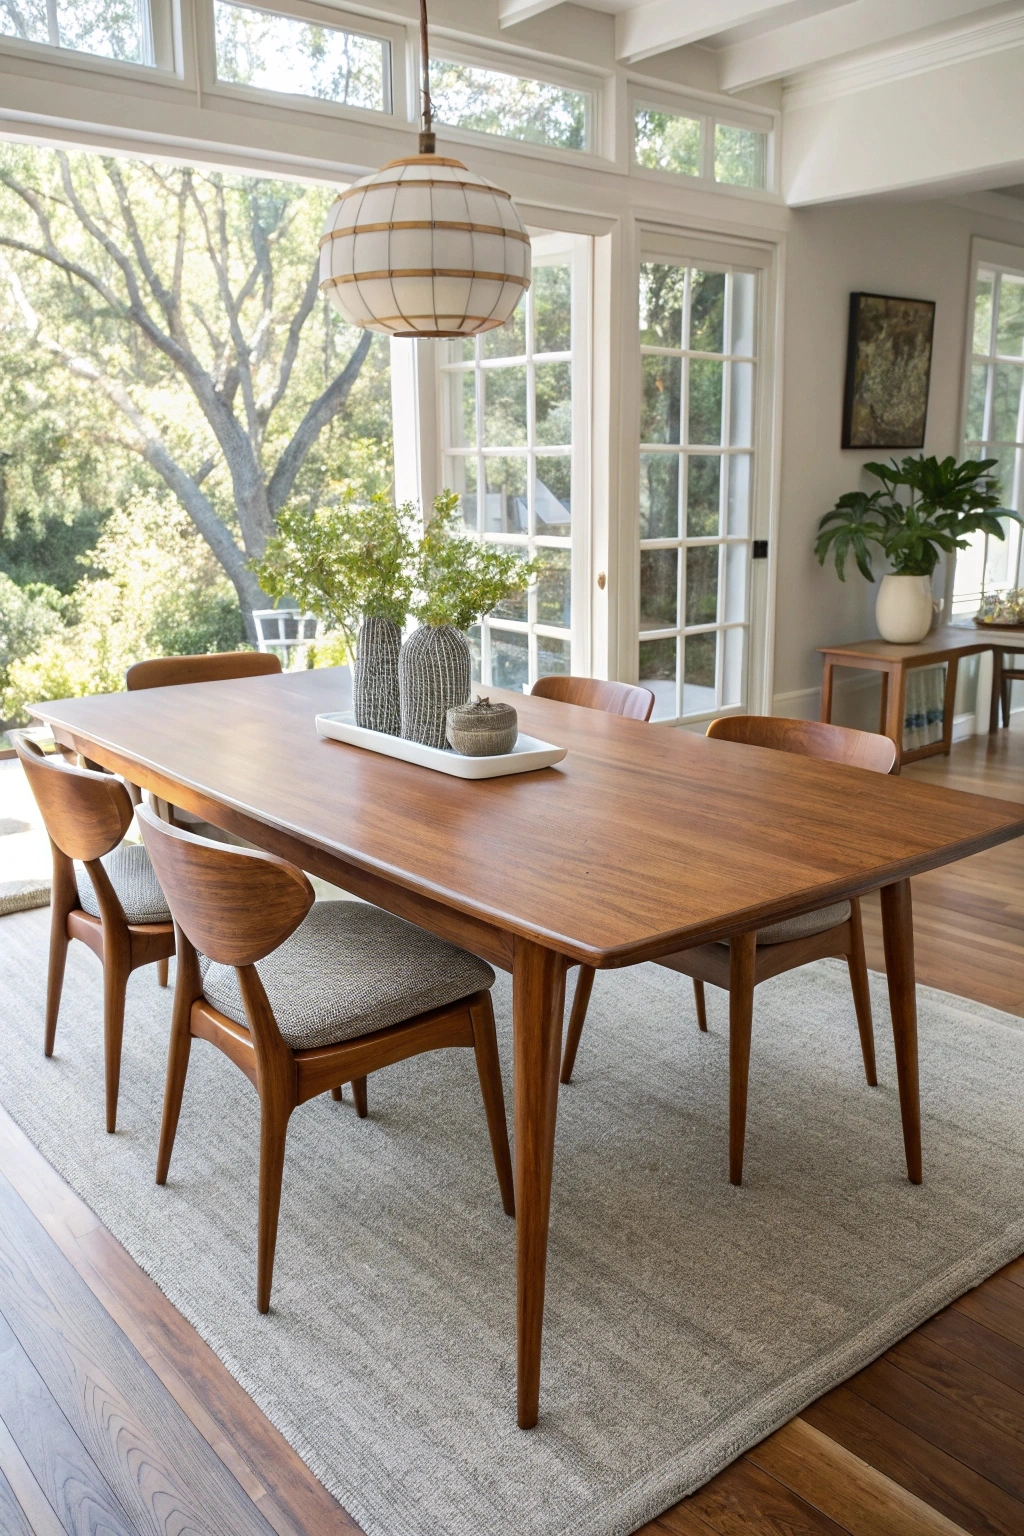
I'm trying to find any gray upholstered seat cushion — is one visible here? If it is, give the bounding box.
[76,842,171,925]
[755,900,851,946]
[199,900,496,1052]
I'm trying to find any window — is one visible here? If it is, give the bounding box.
[953,261,1024,614]
[714,123,767,189]
[637,260,758,722]
[214,0,390,111]
[429,58,591,152]
[440,235,587,692]
[634,106,701,179]
[0,0,154,64]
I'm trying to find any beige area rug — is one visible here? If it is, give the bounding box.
[0,879,49,916]
[2,905,1024,1536]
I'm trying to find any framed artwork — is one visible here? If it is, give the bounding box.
[842,292,936,449]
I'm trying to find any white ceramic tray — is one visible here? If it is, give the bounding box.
[315,711,567,779]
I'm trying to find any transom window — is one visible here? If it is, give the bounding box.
[638,260,758,721]
[214,0,390,111]
[429,57,592,153]
[954,262,1024,613]
[0,0,157,64]
[633,101,770,190]
[440,234,587,691]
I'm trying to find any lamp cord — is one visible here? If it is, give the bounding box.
[419,0,435,154]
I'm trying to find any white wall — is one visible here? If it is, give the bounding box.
[772,193,1024,724]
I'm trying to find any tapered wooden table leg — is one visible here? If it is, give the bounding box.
[729,932,757,1186]
[513,936,567,1430]
[883,662,907,774]
[880,878,922,1184]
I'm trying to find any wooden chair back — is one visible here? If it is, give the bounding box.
[10,730,134,861]
[531,675,655,722]
[136,803,313,966]
[706,715,897,775]
[126,652,282,691]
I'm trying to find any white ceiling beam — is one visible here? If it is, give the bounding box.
[498,0,566,26]
[719,0,1011,91]
[615,0,848,63]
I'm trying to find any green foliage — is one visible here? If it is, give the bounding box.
[254,491,417,647]
[429,60,587,150]
[414,493,537,630]
[0,573,63,699]
[1,494,244,723]
[815,454,1017,582]
[634,109,700,177]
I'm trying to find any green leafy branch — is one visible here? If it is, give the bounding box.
[412,492,538,630]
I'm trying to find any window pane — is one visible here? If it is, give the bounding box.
[725,544,747,624]
[489,628,529,690]
[442,337,476,364]
[722,626,744,707]
[688,359,723,445]
[714,123,767,188]
[483,366,528,446]
[634,107,701,177]
[533,264,571,354]
[997,275,1024,359]
[683,631,717,716]
[214,2,387,110]
[639,636,677,721]
[444,371,476,448]
[468,623,482,684]
[430,58,589,150]
[484,457,528,533]
[642,356,682,444]
[686,456,720,537]
[536,458,571,535]
[483,295,526,359]
[727,455,752,537]
[535,361,572,446]
[685,546,719,626]
[59,0,145,60]
[966,363,989,440]
[731,271,756,356]
[0,1,49,46]
[730,362,754,447]
[537,635,571,677]
[443,456,478,531]
[991,363,1023,443]
[536,547,571,628]
[640,548,677,629]
[689,270,725,354]
[974,272,994,355]
[639,264,684,348]
[640,454,679,539]
[489,548,528,621]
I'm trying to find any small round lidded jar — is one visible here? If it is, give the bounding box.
[446,697,518,757]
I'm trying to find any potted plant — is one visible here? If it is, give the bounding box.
[815,455,1016,642]
[255,491,416,733]
[400,493,536,749]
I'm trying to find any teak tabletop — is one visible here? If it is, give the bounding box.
[30,668,1024,1428]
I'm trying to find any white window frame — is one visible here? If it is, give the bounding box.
[198,0,407,126]
[627,82,778,198]
[0,0,178,73]
[630,226,779,726]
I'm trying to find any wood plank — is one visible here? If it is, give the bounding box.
[0,1106,361,1536]
[0,1415,65,1536]
[803,1386,1024,1535]
[847,1356,1024,1504]
[0,1462,37,1536]
[886,1330,1024,1452]
[0,1167,280,1536]
[747,1417,968,1536]
[0,1308,139,1536]
[954,1278,1024,1353]
[917,1308,1024,1399]
[680,1453,853,1534]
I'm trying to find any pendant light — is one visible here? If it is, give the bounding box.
[318,0,531,337]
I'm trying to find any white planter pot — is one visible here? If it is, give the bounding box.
[874,573,935,644]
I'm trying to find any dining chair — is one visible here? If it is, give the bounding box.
[136,804,515,1312]
[531,674,656,722]
[559,715,898,1186]
[10,732,175,1134]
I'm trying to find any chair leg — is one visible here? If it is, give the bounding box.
[157,956,169,988]
[156,974,195,1186]
[693,978,708,1032]
[256,1096,291,1314]
[559,964,595,1084]
[350,1076,368,1118]
[44,912,71,1058]
[845,899,877,1087]
[330,1086,343,1101]
[469,994,515,1218]
[729,933,757,1187]
[102,942,131,1135]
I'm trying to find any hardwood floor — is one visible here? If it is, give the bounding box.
[2,723,1024,1536]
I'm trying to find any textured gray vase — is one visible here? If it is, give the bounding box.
[399,624,471,749]
[353,616,401,735]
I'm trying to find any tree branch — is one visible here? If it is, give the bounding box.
[267,328,373,514]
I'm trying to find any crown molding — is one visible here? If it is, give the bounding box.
[782,6,1024,110]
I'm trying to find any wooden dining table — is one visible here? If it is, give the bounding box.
[30,667,1024,1429]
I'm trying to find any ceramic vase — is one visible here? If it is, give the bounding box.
[399,624,471,749]
[874,573,935,644]
[353,616,402,734]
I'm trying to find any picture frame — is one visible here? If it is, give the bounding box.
[842,292,936,450]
